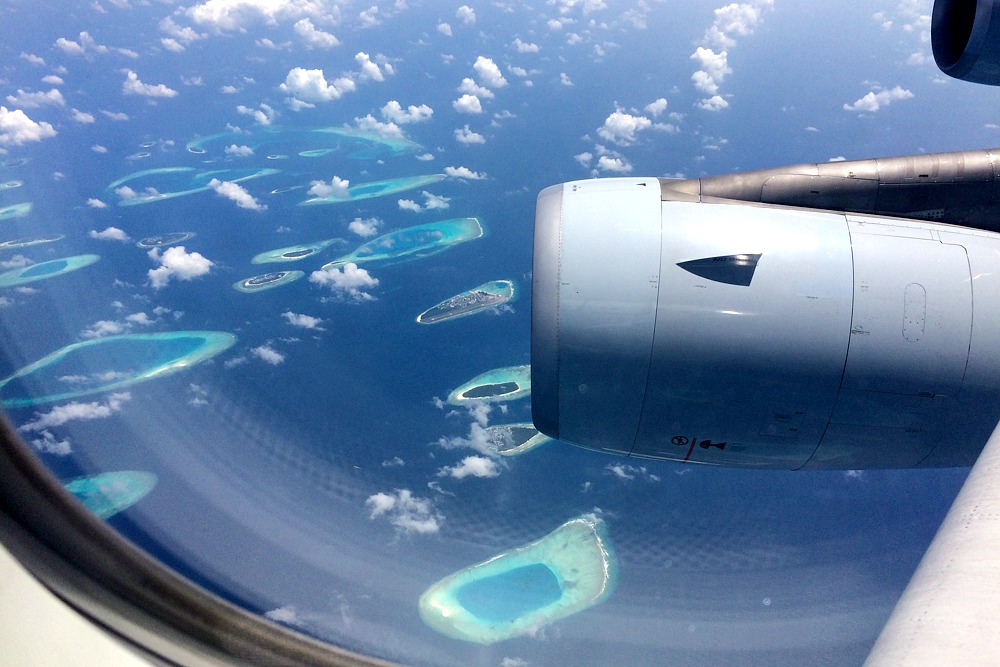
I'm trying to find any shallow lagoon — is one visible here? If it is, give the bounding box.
[419,514,617,644]
[323,218,483,269]
[447,365,531,405]
[0,254,99,288]
[251,239,338,264]
[108,167,279,206]
[0,331,236,408]
[299,174,445,205]
[64,471,158,520]
[485,423,553,457]
[0,202,32,220]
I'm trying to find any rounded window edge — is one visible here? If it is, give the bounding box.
[0,413,398,667]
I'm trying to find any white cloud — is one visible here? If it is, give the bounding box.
[596,155,632,173]
[236,103,276,125]
[398,191,450,212]
[456,5,476,24]
[690,47,730,95]
[444,166,486,180]
[455,124,485,144]
[20,52,45,65]
[100,109,129,121]
[513,38,540,53]
[458,78,494,99]
[125,312,153,325]
[0,255,32,270]
[307,175,349,198]
[575,151,593,167]
[71,108,96,124]
[30,431,71,456]
[162,38,186,53]
[365,489,442,535]
[474,56,507,88]
[843,85,914,112]
[89,227,130,242]
[18,393,131,433]
[184,0,325,31]
[81,320,128,339]
[0,107,57,146]
[147,246,214,289]
[645,98,668,116]
[87,198,108,208]
[252,344,285,365]
[560,72,573,86]
[282,311,325,330]
[453,94,483,114]
[697,94,729,111]
[6,88,65,109]
[381,100,432,124]
[224,144,254,156]
[690,1,771,109]
[437,22,452,36]
[293,17,339,48]
[42,75,64,85]
[208,178,266,210]
[348,217,381,237]
[122,71,178,98]
[605,463,660,482]
[355,52,386,82]
[54,31,109,57]
[265,606,304,627]
[597,110,652,145]
[280,67,355,104]
[438,455,501,479]
[309,262,378,301]
[347,114,404,141]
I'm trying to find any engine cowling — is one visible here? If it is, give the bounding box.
[933,0,1000,85]
[531,177,1000,469]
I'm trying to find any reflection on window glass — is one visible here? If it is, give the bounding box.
[0,0,986,664]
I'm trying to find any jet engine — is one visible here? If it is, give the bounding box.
[531,149,1000,469]
[933,0,1000,85]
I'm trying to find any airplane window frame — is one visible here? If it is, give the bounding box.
[0,415,394,667]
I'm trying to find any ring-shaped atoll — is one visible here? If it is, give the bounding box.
[0,331,237,408]
[299,174,445,206]
[0,254,99,288]
[0,234,64,250]
[0,202,32,220]
[323,218,483,269]
[107,167,279,206]
[417,280,516,324]
[185,127,419,158]
[64,471,158,519]
[418,514,617,644]
[251,239,338,264]
[233,270,304,292]
[0,180,23,189]
[485,423,553,457]
[137,232,196,248]
[447,365,531,405]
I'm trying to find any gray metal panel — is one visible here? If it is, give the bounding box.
[530,185,564,438]
[663,147,1000,232]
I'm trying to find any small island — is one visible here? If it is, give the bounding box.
[233,270,304,292]
[447,365,531,405]
[64,471,158,519]
[417,280,516,324]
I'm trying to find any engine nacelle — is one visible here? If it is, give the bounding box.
[531,178,1000,469]
[933,0,1000,85]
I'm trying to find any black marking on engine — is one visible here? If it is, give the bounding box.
[677,253,762,287]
